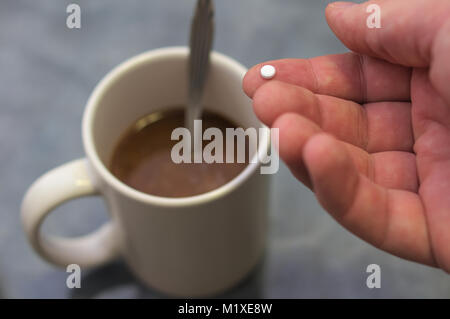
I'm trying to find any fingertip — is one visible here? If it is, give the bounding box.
[325,1,357,19]
[324,1,364,55]
[430,19,450,106]
[242,67,254,98]
[243,63,263,98]
[272,113,321,166]
[251,81,276,123]
[327,1,356,9]
[325,2,350,31]
[271,113,321,189]
[303,133,342,170]
[325,1,354,19]
[303,133,359,215]
[252,80,311,127]
[243,61,283,98]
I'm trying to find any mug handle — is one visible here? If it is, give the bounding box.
[21,158,120,268]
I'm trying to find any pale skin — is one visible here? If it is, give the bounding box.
[243,0,450,272]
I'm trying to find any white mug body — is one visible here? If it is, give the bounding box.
[21,47,270,297]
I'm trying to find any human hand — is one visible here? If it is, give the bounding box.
[243,0,450,272]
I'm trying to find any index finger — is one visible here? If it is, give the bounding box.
[243,53,411,103]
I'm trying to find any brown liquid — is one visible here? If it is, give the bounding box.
[110,109,248,197]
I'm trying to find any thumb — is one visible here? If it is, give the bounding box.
[326,0,450,103]
[430,18,450,106]
[325,0,449,66]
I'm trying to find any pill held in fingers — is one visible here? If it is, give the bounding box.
[260,65,276,79]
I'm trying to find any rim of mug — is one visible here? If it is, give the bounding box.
[82,46,270,208]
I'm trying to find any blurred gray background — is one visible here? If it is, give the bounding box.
[1,0,449,298]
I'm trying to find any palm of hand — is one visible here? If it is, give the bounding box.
[407,67,450,270]
[244,0,450,273]
[243,54,450,271]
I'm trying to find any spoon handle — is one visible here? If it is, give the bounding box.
[186,0,215,126]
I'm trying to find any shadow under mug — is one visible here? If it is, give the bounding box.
[21,47,270,297]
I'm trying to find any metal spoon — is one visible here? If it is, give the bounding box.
[185,0,215,135]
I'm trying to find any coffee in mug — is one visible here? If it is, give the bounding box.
[110,108,249,197]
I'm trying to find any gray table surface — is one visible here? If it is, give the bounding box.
[1,0,449,298]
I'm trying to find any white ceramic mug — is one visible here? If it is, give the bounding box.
[21,47,270,297]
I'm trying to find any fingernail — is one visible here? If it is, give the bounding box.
[330,1,356,8]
